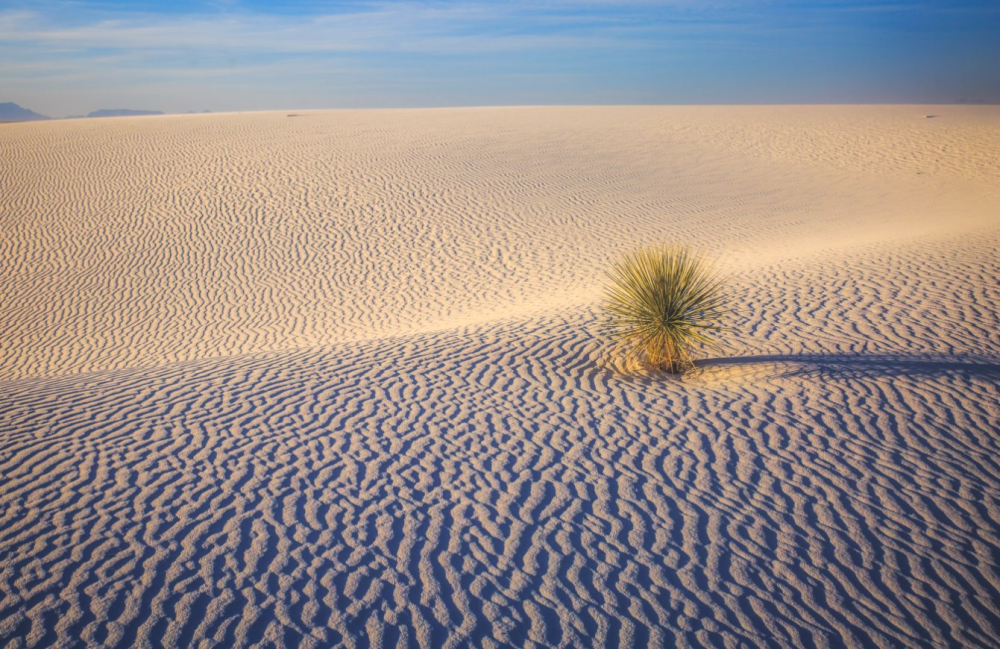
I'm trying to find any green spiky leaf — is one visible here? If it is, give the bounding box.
[602,244,732,373]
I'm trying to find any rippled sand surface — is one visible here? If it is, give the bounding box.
[2,106,999,647]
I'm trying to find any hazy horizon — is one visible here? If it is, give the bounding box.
[2,0,999,117]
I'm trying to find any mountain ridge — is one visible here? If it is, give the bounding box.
[0,102,50,122]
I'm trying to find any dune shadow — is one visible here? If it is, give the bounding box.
[695,353,1000,380]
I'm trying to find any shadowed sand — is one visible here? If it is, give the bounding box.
[1,106,999,647]
[697,354,1000,378]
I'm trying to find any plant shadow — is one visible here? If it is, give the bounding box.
[694,353,1000,380]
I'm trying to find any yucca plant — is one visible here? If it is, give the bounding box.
[603,244,731,374]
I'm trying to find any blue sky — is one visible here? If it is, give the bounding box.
[1,0,998,116]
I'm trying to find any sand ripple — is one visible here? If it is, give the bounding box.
[2,107,999,647]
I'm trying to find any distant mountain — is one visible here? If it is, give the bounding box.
[85,109,164,118]
[0,102,51,122]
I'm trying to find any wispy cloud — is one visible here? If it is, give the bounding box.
[0,2,720,56]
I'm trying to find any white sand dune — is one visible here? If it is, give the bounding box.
[1,106,999,647]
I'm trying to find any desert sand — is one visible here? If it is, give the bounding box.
[1,106,999,647]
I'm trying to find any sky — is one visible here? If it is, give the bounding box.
[1,0,998,116]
